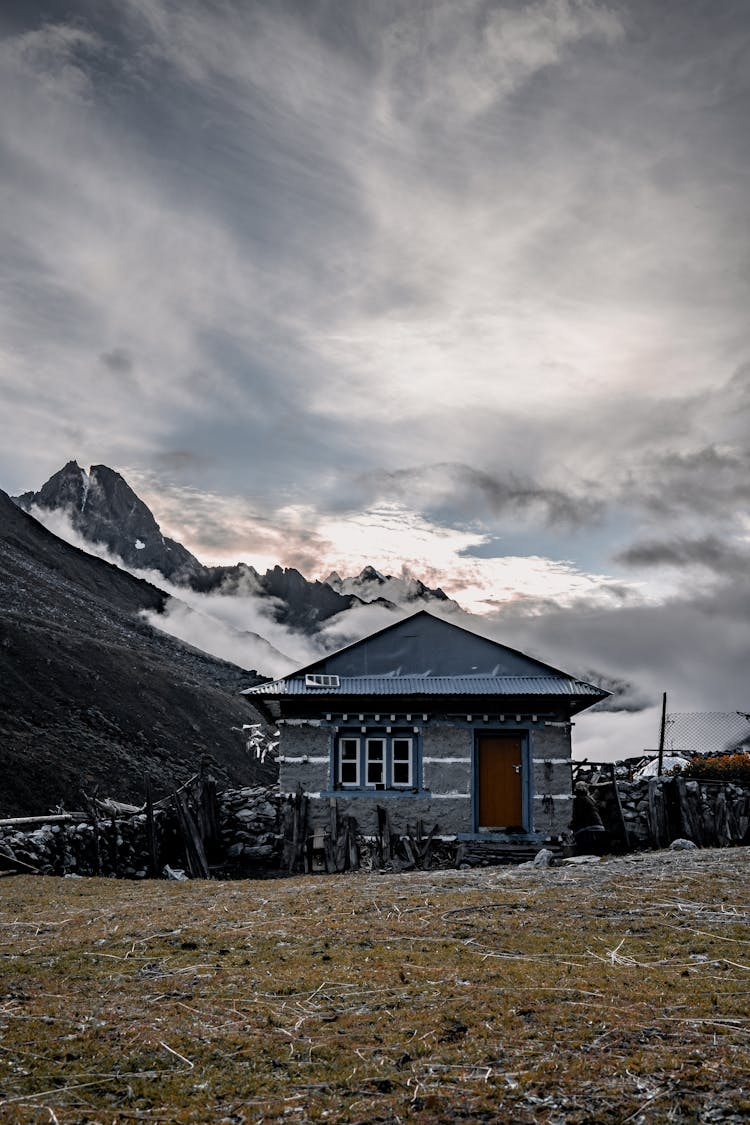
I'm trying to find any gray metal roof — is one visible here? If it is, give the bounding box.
[242,675,604,698]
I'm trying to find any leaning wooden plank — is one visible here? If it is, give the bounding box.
[288,791,301,874]
[152,773,200,810]
[298,792,309,873]
[334,829,348,873]
[647,778,667,849]
[323,829,335,874]
[287,786,307,874]
[675,776,699,843]
[608,764,630,849]
[401,836,416,867]
[377,804,393,864]
[419,821,439,869]
[95,799,141,817]
[145,775,158,878]
[0,847,40,875]
[326,797,341,872]
[0,814,87,828]
[346,816,360,871]
[81,789,102,877]
[172,789,210,879]
[198,775,222,861]
[714,790,730,845]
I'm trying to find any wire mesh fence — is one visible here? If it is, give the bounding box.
[663,711,750,756]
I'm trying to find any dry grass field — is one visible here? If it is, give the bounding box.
[1,848,749,1123]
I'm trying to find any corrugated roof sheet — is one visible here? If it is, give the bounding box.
[242,675,605,698]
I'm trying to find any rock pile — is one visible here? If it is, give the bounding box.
[0,811,168,878]
[219,786,282,871]
[0,784,283,879]
[616,776,750,848]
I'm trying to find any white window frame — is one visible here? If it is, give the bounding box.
[334,731,418,791]
[365,737,386,788]
[338,736,360,788]
[390,736,413,788]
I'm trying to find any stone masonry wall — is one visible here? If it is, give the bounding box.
[531,725,573,836]
[277,721,330,797]
[615,776,750,849]
[276,719,573,839]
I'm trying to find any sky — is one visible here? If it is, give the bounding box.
[1,1,749,757]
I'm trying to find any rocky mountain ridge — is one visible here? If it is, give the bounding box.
[325,564,453,607]
[14,462,457,632]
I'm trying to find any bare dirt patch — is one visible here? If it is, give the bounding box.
[1,848,749,1123]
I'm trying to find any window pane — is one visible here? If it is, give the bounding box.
[339,737,359,785]
[392,738,412,785]
[366,739,384,784]
[341,761,358,783]
[367,760,384,784]
[393,761,410,784]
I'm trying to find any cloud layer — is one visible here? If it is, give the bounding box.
[2,1,749,758]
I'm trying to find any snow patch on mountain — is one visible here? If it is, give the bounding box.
[80,466,90,511]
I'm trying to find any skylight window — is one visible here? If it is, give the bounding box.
[304,674,340,688]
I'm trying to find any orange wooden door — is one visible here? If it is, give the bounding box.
[478,735,523,829]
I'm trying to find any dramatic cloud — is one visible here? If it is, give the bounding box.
[364,463,606,529]
[615,535,750,577]
[3,2,750,759]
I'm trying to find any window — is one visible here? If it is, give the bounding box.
[305,673,340,688]
[338,737,360,787]
[335,732,417,791]
[392,737,413,787]
[366,738,385,786]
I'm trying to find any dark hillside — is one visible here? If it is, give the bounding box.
[0,491,273,816]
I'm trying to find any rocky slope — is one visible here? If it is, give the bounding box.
[0,490,273,816]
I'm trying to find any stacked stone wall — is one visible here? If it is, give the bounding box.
[575,772,750,851]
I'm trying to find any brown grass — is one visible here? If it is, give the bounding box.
[1,848,749,1123]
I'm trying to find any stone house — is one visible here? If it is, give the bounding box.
[242,610,608,851]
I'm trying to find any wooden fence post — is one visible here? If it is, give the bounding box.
[144,775,158,878]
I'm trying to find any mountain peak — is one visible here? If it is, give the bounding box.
[30,460,89,513]
[357,565,386,584]
[12,460,201,579]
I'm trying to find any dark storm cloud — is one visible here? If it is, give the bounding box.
[578,672,654,714]
[638,447,750,517]
[482,578,750,714]
[366,463,606,528]
[616,535,750,576]
[100,347,134,374]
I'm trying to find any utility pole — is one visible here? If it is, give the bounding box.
[657,691,667,776]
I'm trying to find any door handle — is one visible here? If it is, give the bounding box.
[513,764,522,775]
